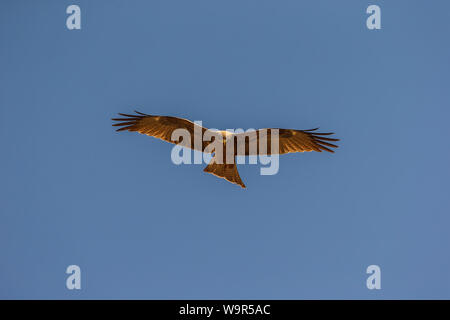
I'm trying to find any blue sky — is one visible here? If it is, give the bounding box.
[1,0,449,299]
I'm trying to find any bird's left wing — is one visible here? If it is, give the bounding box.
[112,111,211,152]
[233,128,339,155]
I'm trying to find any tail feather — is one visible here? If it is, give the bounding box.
[203,158,246,189]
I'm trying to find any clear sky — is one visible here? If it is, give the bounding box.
[1,0,449,299]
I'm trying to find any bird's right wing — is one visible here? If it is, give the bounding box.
[112,111,212,152]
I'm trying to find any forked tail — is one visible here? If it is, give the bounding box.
[203,157,246,189]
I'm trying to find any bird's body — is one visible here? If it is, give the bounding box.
[112,111,339,188]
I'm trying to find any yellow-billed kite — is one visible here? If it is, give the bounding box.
[112,111,339,188]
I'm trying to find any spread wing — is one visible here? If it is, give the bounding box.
[112,111,211,152]
[233,128,339,155]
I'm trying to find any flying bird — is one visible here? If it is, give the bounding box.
[112,111,339,188]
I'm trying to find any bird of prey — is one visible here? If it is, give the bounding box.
[112,111,339,188]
